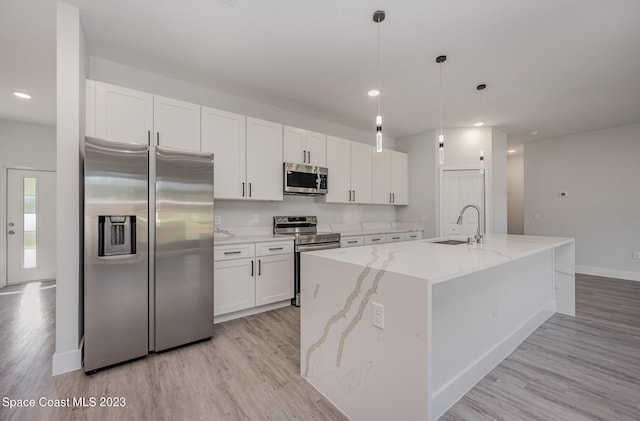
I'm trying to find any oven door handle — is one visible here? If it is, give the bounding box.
[296,242,341,252]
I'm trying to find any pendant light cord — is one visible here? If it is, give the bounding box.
[439,64,443,137]
[377,20,381,117]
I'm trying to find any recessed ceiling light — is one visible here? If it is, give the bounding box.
[508,149,516,154]
[473,121,485,127]
[14,91,31,99]
[529,131,539,135]
[368,89,380,97]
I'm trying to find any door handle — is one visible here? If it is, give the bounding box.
[258,259,261,276]
[8,230,15,235]
[251,260,254,277]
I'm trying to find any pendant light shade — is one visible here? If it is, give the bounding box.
[436,55,447,164]
[477,84,487,174]
[373,10,385,153]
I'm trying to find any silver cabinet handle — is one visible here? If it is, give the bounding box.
[371,238,380,242]
[307,151,311,163]
[224,251,241,255]
[389,193,392,203]
[303,150,306,163]
[8,230,15,235]
[392,193,395,203]
[392,236,400,240]
[347,240,358,244]
[269,247,284,251]
[353,190,356,202]
[258,259,261,276]
[242,182,245,197]
[251,260,254,277]
[8,222,14,227]
[249,182,252,197]
[156,132,160,145]
[148,130,151,146]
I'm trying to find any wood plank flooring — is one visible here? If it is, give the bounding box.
[1,274,638,420]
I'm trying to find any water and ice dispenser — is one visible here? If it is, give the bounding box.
[98,215,137,256]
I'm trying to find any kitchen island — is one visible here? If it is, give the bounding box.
[300,234,575,421]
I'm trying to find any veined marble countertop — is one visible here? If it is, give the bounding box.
[214,227,294,245]
[304,234,573,285]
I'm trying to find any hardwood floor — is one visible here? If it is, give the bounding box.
[0,274,638,420]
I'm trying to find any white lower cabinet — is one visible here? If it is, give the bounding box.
[341,236,365,248]
[255,254,294,306]
[214,240,293,320]
[214,257,255,316]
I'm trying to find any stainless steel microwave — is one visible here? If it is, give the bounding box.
[283,162,328,195]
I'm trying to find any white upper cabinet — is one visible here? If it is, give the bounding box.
[245,117,283,201]
[93,81,153,145]
[283,126,326,166]
[390,151,409,205]
[325,136,351,203]
[201,107,246,200]
[371,149,409,205]
[89,80,201,151]
[350,142,372,204]
[153,95,201,151]
[325,136,372,204]
[372,149,392,204]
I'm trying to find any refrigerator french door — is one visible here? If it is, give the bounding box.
[84,137,214,372]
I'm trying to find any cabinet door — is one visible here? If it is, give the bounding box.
[372,149,391,204]
[255,254,294,306]
[325,136,351,203]
[85,80,96,137]
[305,130,326,167]
[202,107,246,199]
[350,142,373,204]
[214,258,255,316]
[153,95,201,151]
[390,151,409,205]
[95,81,153,145]
[246,117,283,201]
[283,126,306,165]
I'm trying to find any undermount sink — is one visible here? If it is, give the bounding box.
[432,239,467,245]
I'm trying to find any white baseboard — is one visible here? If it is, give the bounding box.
[430,301,555,421]
[52,347,82,375]
[576,265,640,282]
[213,300,292,324]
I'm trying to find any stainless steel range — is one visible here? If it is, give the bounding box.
[273,216,340,306]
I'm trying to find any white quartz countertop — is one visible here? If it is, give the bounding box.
[303,234,574,285]
[339,228,423,236]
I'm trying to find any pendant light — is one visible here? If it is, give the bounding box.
[373,10,385,153]
[477,84,487,174]
[436,55,447,164]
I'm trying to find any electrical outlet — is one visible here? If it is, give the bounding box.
[252,214,259,224]
[215,216,221,225]
[372,302,384,329]
[633,251,640,260]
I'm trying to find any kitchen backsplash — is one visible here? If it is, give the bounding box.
[214,195,397,228]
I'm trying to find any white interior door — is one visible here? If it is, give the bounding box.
[442,170,485,237]
[6,169,56,284]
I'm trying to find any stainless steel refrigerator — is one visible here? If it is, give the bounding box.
[83,136,214,372]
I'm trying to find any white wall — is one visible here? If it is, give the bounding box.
[396,127,507,238]
[0,119,56,286]
[53,1,86,375]
[524,122,640,281]
[507,154,524,234]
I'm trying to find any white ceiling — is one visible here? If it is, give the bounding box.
[2,0,640,144]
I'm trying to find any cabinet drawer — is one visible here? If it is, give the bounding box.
[385,233,406,243]
[341,236,364,248]
[405,232,423,241]
[255,240,294,257]
[214,243,255,261]
[365,235,386,245]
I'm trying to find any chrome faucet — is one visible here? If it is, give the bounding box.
[456,204,483,244]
